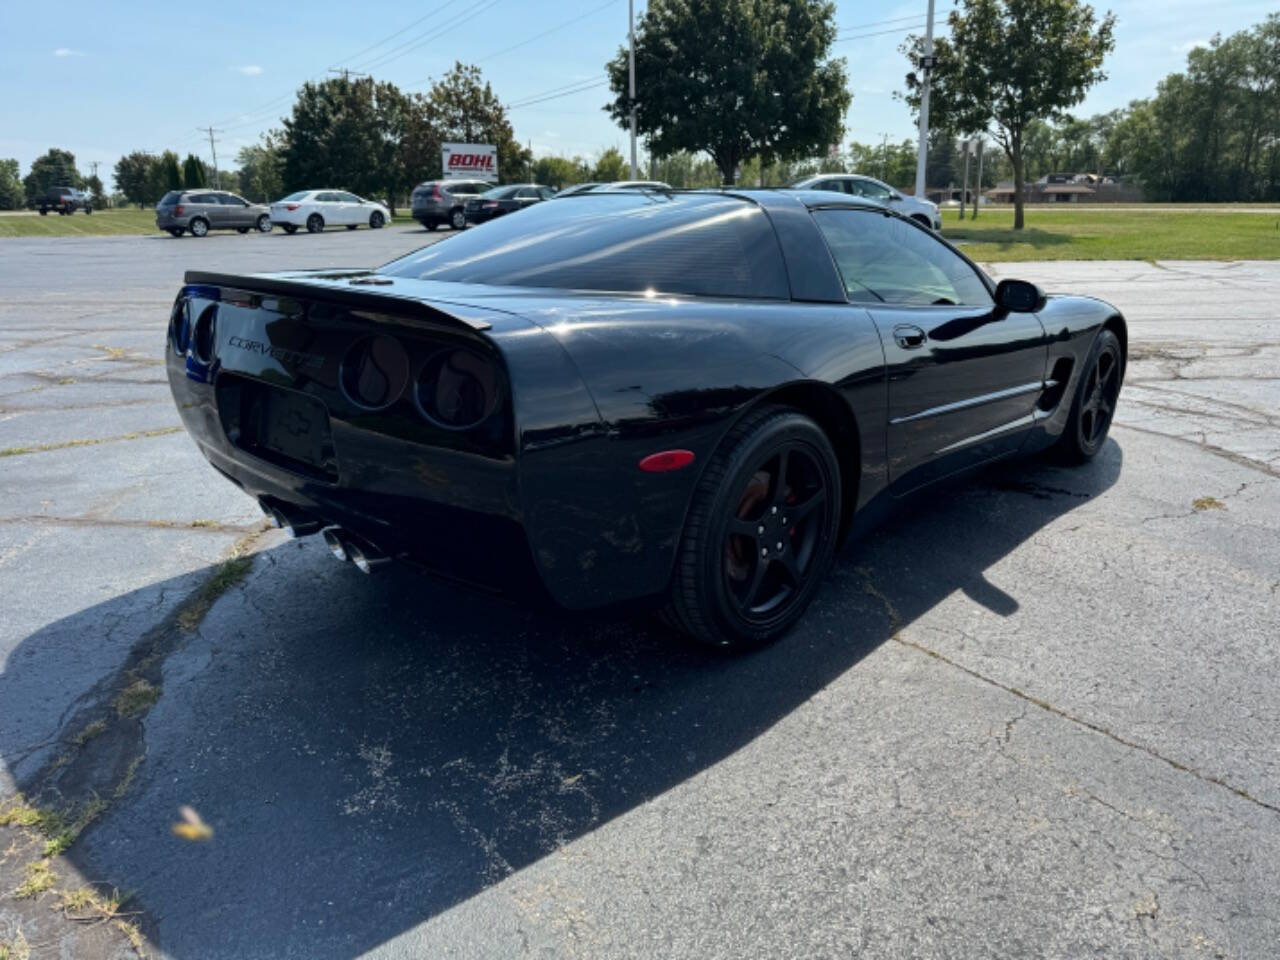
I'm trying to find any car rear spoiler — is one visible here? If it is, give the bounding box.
[182,270,496,332]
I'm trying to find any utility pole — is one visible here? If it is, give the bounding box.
[879,133,891,182]
[198,126,223,188]
[628,0,638,179]
[959,139,971,220]
[327,68,368,83]
[972,139,984,218]
[913,0,936,199]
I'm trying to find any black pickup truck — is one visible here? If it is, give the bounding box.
[37,187,92,215]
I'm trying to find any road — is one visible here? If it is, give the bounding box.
[1,228,1277,959]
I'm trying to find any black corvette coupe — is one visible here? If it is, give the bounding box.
[166,189,1125,648]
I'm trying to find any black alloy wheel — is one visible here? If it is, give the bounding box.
[369,211,385,229]
[665,406,841,649]
[1057,328,1123,463]
[306,214,324,233]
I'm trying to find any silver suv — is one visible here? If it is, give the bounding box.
[410,179,493,231]
[155,190,272,238]
[790,174,942,231]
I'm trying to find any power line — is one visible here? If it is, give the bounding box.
[477,0,620,64]
[835,19,946,42]
[354,0,502,73]
[507,77,610,109]
[838,12,935,31]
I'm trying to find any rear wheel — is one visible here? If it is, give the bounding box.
[84,206,92,215]
[282,224,298,235]
[450,208,466,230]
[256,214,271,233]
[189,217,209,237]
[39,208,48,216]
[1055,329,1123,464]
[664,406,841,650]
[369,211,385,229]
[167,228,184,238]
[306,214,324,234]
[422,219,438,231]
[346,224,359,231]
[237,226,250,234]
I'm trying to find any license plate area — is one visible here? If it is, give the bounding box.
[216,373,339,482]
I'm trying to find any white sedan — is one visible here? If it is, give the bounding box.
[270,190,391,234]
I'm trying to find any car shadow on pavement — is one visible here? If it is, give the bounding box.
[1,442,1121,958]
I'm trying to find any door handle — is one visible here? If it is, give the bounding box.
[893,324,927,349]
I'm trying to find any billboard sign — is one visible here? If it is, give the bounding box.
[442,143,498,182]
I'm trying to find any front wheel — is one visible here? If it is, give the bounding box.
[664,406,841,650]
[369,211,385,229]
[189,217,209,237]
[450,208,466,230]
[256,214,271,233]
[306,214,324,234]
[282,224,298,235]
[1055,329,1123,464]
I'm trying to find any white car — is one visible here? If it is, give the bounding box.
[790,173,942,231]
[270,190,391,234]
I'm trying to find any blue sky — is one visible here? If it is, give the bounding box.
[2,0,1274,188]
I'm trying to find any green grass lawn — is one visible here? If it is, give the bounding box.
[945,206,1280,262]
[0,208,161,238]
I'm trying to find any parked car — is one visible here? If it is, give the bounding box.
[553,182,602,197]
[791,174,942,231]
[269,190,390,234]
[37,186,91,215]
[410,179,493,230]
[463,184,554,224]
[594,180,672,192]
[165,189,1126,650]
[155,190,271,237]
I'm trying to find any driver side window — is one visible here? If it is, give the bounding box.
[813,209,993,307]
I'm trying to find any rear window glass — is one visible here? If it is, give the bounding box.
[380,193,790,300]
[160,191,182,205]
[280,191,309,201]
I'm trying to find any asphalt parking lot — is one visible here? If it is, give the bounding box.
[1,226,1278,959]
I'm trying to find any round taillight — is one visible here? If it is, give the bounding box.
[192,303,217,363]
[415,347,500,431]
[340,335,410,410]
[170,299,190,355]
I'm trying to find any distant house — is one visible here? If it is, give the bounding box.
[985,173,1142,204]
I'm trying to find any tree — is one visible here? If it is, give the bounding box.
[606,0,851,184]
[0,158,24,209]
[902,0,1116,228]
[85,174,105,208]
[237,134,285,202]
[182,153,207,188]
[534,155,590,188]
[114,151,159,207]
[592,147,627,182]
[22,148,82,206]
[425,63,529,183]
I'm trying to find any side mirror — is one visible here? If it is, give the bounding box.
[995,278,1046,313]
[889,191,903,201]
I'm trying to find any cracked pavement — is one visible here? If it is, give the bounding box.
[1,234,1278,959]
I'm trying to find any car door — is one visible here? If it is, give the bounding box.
[191,193,224,228]
[514,187,541,210]
[220,193,251,227]
[314,192,342,225]
[812,207,1049,491]
[337,192,366,224]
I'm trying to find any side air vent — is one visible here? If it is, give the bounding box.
[1038,357,1074,411]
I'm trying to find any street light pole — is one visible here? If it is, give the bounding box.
[629,0,638,179]
[913,0,936,199]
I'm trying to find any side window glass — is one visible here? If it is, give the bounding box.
[338,192,362,203]
[857,180,892,201]
[813,209,993,307]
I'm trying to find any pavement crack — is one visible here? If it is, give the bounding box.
[1113,422,1280,479]
[0,426,182,459]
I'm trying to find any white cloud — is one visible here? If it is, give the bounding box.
[235,64,264,76]
[53,48,85,57]
[1171,39,1208,52]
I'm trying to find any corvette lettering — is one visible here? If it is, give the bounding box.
[227,336,324,371]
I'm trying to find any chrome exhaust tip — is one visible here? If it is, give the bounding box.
[347,539,390,575]
[321,527,349,562]
[260,498,323,538]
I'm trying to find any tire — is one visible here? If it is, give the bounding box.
[39,209,48,216]
[306,214,324,234]
[84,206,92,215]
[256,215,271,233]
[664,405,842,649]
[422,219,438,231]
[189,217,209,237]
[282,224,298,235]
[237,226,250,234]
[167,228,184,238]
[346,224,359,231]
[450,208,466,230]
[369,211,385,229]
[1054,329,1123,464]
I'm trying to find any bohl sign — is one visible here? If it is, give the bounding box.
[442,143,498,182]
